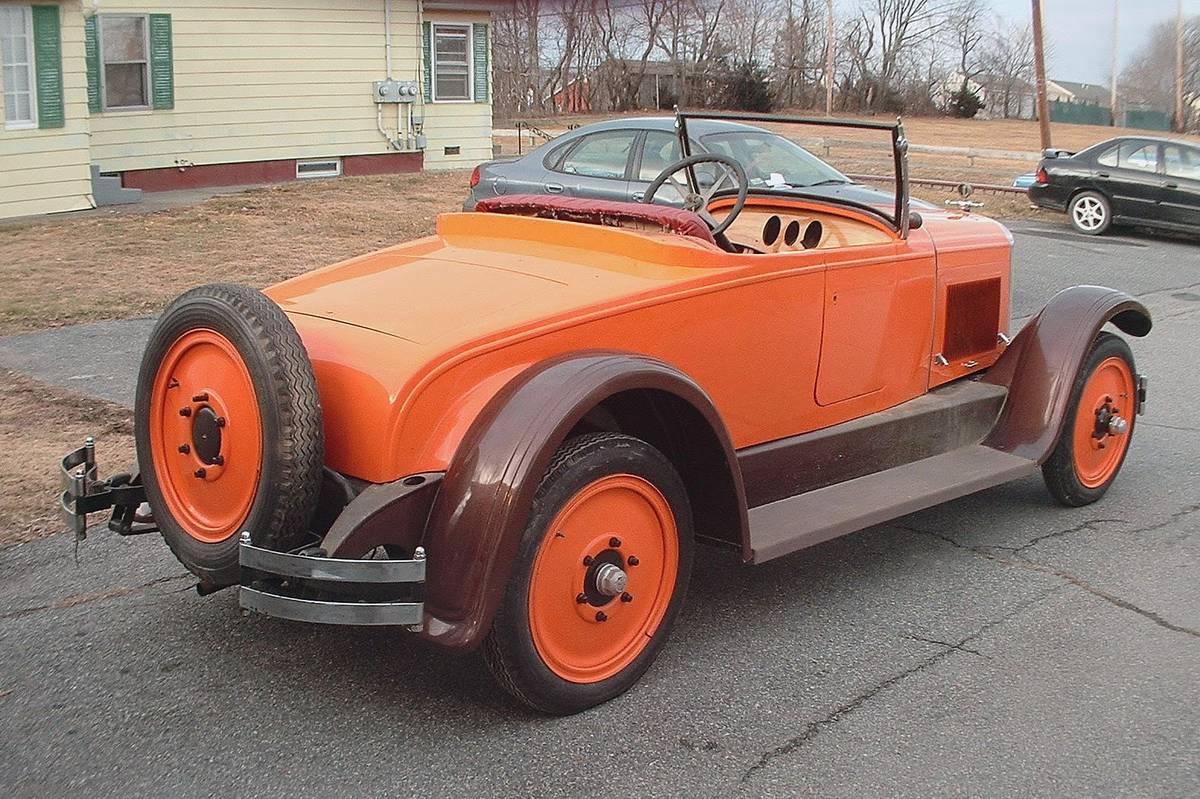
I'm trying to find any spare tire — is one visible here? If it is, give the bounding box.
[135,283,324,588]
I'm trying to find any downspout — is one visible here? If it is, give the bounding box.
[412,0,427,151]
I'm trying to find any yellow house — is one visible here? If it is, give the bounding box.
[0,0,499,220]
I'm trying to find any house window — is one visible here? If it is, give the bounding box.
[0,5,37,128]
[432,24,471,101]
[100,15,150,109]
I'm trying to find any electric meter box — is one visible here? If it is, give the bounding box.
[374,79,420,103]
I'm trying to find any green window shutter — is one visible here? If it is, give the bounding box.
[422,21,432,102]
[31,5,64,128]
[149,14,174,110]
[472,23,489,103]
[84,16,100,113]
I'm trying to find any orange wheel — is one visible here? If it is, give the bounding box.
[135,284,324,588]
[1043,332,1137,506]
[1070,355,1135,489]
[527,474,679,683]
[484,433,693,715]
[148,329,263,543]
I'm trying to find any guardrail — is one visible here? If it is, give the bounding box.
[846,174,1026,195]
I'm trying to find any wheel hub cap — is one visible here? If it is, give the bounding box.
[593,562,628,597]
[191,406,224,465]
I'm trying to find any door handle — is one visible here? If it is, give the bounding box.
[1163,182,1179,189]
[1098,172,1110,178]
[545,183,564,194]
[631,191,646,202]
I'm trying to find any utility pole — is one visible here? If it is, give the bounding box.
[1110,0,1119,126]
[1176,0,1186,132]
[826,0,835,115]
[1032,0,1052,149]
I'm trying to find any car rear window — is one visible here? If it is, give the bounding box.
[559,131,636,180]
[1099,141,1159,172]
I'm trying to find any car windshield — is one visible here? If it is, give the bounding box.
[699,131,848,188]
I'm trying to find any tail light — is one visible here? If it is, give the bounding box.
[1035,166,1048,185]
[469,165,481,188]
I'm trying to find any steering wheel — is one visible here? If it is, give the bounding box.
[642,153,748,238]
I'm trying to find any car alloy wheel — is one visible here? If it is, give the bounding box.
[1070,193,1109,234]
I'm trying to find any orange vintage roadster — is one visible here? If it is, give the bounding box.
[60,111,1150,714]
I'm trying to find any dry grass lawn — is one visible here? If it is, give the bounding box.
[0,368,135,546]
[0,170,471,336]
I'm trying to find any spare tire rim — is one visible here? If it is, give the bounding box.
[149,329,263,543]
[527,474,678,684]
[1071,355,1134,489]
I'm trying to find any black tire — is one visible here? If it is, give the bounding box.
[1042,332,1137,507]
[1068,190,1112,235]
[484,432,694,715]
[135,283,324,588]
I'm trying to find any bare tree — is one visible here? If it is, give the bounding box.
[771,0,827,108]
[944,0,988,78]
[1122,14,1199,131]
[980,18,1036,118]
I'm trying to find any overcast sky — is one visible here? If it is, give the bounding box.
[989,0,1200,85]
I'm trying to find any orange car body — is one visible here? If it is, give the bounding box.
[267,198,1011,486]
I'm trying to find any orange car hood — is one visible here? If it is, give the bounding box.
[265,213,726,349]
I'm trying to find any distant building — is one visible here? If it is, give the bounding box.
[937,73,1036,120]
[0,1,502,221]
[1045,79,1111,107]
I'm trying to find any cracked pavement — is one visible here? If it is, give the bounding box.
[2,220,1199,798]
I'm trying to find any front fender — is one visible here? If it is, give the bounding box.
[983,285,1151,463]
[417,351,747,652]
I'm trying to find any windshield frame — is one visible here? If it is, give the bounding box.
[675,109,911,238]
[697,130,850,189]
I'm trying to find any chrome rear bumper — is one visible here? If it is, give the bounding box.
[238,534,425,627]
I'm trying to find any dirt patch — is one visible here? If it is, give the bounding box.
[0,170,471,335]
[0,369,135,546]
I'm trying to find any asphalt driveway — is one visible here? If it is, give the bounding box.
[1,219,1198,798]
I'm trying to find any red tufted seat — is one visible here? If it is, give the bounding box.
[474,194,717,246]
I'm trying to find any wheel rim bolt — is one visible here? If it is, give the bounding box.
[595,611,608,622]
[627,555,639,567]
[621,592,633,603]
[212,455,225,466]
[609,537,621,548]
[193,468,207,479]
[215,417,226,428]
[178,444,190,454]
[192,392,209,402]
[179,407,192,417]
[582,555,594,566]
[576,593,588,604]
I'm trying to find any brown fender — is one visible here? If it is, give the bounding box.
[982,285,1151,463]
[417,351,748,652]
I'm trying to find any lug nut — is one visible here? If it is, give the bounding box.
[215,417,227,428]
[609,537,621,548]
[595,611,608,622]
[193,468,207,478]
[179,407,192,417]
[192,392,209,402]
[576,593,588,604]
[621,592,633,603]
[582,555,594,566]
[167,378,179,389]
[212,455,225,466]
[178,444,190,454]
[627,555,640,567]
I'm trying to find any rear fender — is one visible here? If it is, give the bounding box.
[982,285,1151,463]
[418,351,747,651]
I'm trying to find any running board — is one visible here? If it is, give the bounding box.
[747,445,1038,563]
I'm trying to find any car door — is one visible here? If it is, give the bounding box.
[552,130,637,201]
[1160,143,1200,230]
[1094,140,1162,222]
